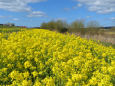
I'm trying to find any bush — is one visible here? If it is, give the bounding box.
[69,20,85,33]
[40,20,106,35]
[40,20,68,33]
[57,27,68,33]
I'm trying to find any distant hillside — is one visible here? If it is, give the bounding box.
[100,26,115,29]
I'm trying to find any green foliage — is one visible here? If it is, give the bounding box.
[68,20,85,34]
[70,20,85,29]
[100,41,115,49]
[40,19,105,35]
[40,20,68,33]
[0,28,25,33]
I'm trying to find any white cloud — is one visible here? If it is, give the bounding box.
[12,18,19,21]
[54,18,66,21]
[0,15,11,18]
[0,15,6,18]
[86,16,92,18]
[64,3,82,11]
[110,17,115,22]
[0,0,47,12]
[27,11,47,17]
[77,3,82,7]
[64,8,71,11]
[111,17,115,20]
[72,3,82,9]
[76,0,115,13]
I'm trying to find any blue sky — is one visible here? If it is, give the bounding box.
[0,0,115,27]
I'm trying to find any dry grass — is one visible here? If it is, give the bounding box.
[70,29,115,44]
[71,32,115,44]
[81,34,115,44]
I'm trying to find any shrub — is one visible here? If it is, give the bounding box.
[40,20,68,33]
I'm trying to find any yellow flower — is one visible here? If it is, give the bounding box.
[32,71,38,77]
[0,28,115,85]
[43,77,55,86]
[102,53,106,57]
[9,70,23,81]
[1,68,8,72]
[22,80,32,86]
[34,80,42,86]
[71,74,83,82]
[23,72,29,78]
[24,61,32,68]
[66,79,73,86]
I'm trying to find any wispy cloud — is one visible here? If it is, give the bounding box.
[77,3,82,7]
[64,8,71,11]
[64,3,82,11]
[0,15,6,18]
[76,0,115,14]
[27,11,47,17]
[86,16,92,18]
[54,18,67,21]
[111,17,115,20]
[0,15,11,18]
[72,3,82,9]
[0,0,47,12]
[12,18,19,21]
[110,17,115,22]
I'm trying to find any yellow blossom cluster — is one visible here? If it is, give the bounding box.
[0,29,115,86]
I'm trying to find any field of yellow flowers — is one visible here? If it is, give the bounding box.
[0,29,115,86]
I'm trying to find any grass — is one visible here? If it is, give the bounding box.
[100,42,115,48]
[0,28,26,33]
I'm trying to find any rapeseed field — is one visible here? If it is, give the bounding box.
[0,29,115,86]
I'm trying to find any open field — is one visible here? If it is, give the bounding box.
[104,29,115,38]
[80,34,115,46]
[0,28,115,86]
[71,28,115,46]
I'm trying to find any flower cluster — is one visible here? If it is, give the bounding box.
[0,29,115,86]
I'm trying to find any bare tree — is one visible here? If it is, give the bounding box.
[87,20,100,28]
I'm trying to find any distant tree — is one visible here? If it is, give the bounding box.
[55,20,68,33]
[40,20,68,33]
[86,21,102,35]
[5,23,15,27]
[0,24,3,26]
[69,19,85,33]
[40,22,48,29]
[87,20,100,28]
[71,20,85,29]
[47,21,56,30]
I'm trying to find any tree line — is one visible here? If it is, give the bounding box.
[40,20,103,35]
